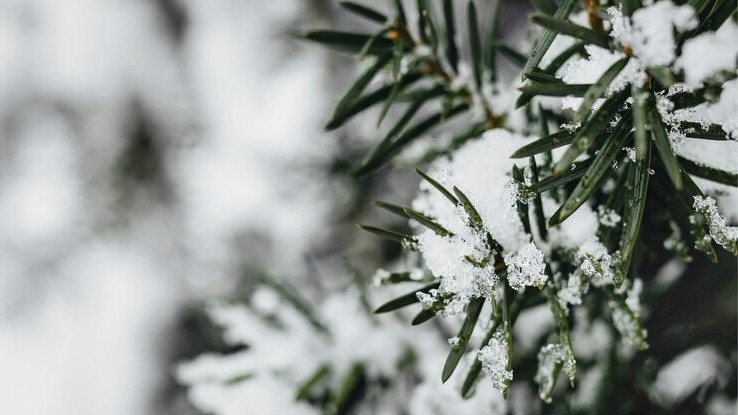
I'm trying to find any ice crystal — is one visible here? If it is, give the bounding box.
[534,343,576,403]
[560,120,582,132]
[663,221,689,258]
[601,178,617,194]
[690,212,718,253]
[609,281,648,349]
[693,196,738,253]
[511,177,535,204]
[608,2,697,67]
[558,271,584,307]
[610,302,647,349]
[576,240,617,284]
[505,242,547,292]
[597,206,622,227]
[556,240,617,307]
[448,336,460,348]
[656,92,676,118]
[416,290,436,309]
[609,113,624,128]
[624,147,636,162]
[410,268,425,281]
[581,261,597,278]
[478,327,513,392]
[371,269,392,286]
[626,279,644,316]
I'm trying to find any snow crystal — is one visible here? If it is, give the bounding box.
[625,278,643,316]
[557,239,617,307]
[505,242,547,292]
[410,268,425,280]
[371,268,392,286]
[560,120,582,132]
[675,20,738,86]
[601,178,617,194]
[576,240,617,284]
[558,271,584,307]
[478,328,513,392]
[709,80,738,140]
[372,268,425,286]
[624,147,636,162]
[448,336,460,348]
[608,2,697,67]
[580,260,596,277]
[609,294,648,350]
[579,259,597,275]
[693,180,738,228]
[656,91,676,119]
[511,176,535,204]
[693,195,738,252]
[663,221,689,258]
[597,206,621,227]
[416,290,436,309]
[534,343,576,403]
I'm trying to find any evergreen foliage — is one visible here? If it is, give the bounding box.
[181,1,737,413]
[301,0,736,408]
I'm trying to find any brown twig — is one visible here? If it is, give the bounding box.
[586,0,604,32]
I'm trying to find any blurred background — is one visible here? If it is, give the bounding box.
[0,1,734,414]
[0,0,350,413]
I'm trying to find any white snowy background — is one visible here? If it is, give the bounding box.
[0,1,340,413]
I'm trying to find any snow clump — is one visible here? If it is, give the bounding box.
[478,327,513,393]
